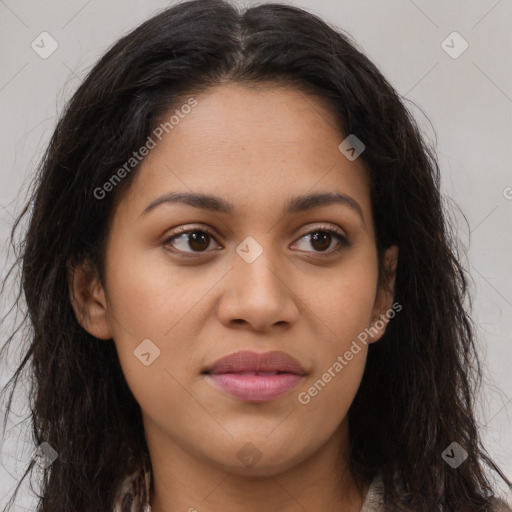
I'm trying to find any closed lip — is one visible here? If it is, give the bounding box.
[202,350,307,376]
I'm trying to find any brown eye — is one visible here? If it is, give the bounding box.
[293,226,351,255]
[187,231,210,251]
[309,231,332,252]
[164,228,219,255]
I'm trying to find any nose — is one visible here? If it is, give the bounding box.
[216,245,300,333]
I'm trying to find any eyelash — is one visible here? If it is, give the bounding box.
[163,224,351,257]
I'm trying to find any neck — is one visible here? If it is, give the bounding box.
[145,417,368,512]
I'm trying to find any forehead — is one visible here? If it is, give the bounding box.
[120,83,371,220]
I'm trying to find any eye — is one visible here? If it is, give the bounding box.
[163,224,351,257]
[292,225,351,254]
[163,225,221,256]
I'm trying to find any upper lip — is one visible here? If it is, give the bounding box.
[203,350,307,375]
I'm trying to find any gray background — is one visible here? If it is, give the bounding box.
[0,0,511,508]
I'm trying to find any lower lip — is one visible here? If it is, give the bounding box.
[205,373,304,402]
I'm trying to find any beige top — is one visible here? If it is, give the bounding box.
[360,473,385,511]
[112,466,511,512]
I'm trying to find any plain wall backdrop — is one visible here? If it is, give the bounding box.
[1,0,511,509]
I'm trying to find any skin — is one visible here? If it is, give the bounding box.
[69,82,398,512]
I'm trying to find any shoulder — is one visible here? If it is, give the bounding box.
[113,465,151,512]
[360,473,512,512]
[489,496,512,512]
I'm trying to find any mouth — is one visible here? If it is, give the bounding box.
[202,350,307,403]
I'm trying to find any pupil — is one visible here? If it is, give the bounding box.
[189,232,209,251]
[311,231,330,251]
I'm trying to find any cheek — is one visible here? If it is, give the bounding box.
[103,236,211,343]
[101,240,199,392]
[291,246,378,419]
[297,349,366,432]
[297,244,379,345]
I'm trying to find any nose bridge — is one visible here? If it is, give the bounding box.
[232,233,284,299]
[216,233,299,330]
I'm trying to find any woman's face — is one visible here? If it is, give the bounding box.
[71,83,397,476]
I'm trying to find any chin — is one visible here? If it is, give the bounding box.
[207,438,312,477]
[218,455,300,478]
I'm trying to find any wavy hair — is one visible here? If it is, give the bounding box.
[1,0,509,510]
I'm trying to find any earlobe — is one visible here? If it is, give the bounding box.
[67,258,113,340]
[368,245,399,344]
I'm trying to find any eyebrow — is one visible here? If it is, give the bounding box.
[140,190,364,222]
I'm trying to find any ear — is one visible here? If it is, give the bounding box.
[67,258,113,340]
[368,245,399,344]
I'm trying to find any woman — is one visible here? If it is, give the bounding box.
[1,1,510,511]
